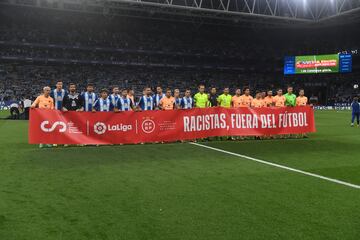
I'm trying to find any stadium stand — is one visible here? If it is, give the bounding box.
[0,5,359,105]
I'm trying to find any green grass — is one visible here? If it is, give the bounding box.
[0,111,359,240]
[0,109,10,119]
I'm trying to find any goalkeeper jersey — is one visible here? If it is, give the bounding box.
[284,93,297,107]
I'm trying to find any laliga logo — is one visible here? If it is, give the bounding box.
[40,121,67,133]
[94,122,107,135]
[94,122,133,135]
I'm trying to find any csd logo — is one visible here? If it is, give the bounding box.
[40,121,67,133]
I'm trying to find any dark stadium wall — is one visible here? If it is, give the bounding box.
[0,5,359,105]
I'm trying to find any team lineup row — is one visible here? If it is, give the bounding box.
[31,81,309,111]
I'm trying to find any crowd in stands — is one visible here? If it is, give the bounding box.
[0,5,359,105]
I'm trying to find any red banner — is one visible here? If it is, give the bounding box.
[29,107,315,144]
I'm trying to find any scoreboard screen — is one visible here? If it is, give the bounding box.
[284,54,352,75]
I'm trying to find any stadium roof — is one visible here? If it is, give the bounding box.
[1,0,360,27]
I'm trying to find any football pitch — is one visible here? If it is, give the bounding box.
[0,110,10,119]
[0,110,359,240]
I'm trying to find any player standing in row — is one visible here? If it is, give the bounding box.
[181,89,194,109]
[239,87,253,107]
[231,88,242,108]
[284,86,296,107]
[263,90,274,107]
[93,89,113,112]
[273,89,286,107]
[116,89,134,111]
[296,89,308,106]
[217,87,232,108]
[127,89,135,106]
[194,84,209,108]
[260,91,266,100]
[31,86,54,148]
[31,86,54,110]
[154,86,165,110]
[109,86,120,108]
[174,89,181,109]
[251,91,265,108]
[159,88,176,110]
[50,81,67,110]
[208,87,218,107]
[62,83,84,111]
[81,83,97,112]
[138,87,154,111]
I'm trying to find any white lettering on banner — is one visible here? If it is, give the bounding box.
[108,124,132,132]
[278,112,308,128]
[68,121,83,134]
[230,114,259,129]
[260,114,277,128]
[184,112,309,132]
[94,122,132,135]
[183,113,227,132]
[40,121,67,133]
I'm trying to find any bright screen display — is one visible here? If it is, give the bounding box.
[284,54,352,75]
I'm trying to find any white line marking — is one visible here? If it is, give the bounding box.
[189,142,360,190]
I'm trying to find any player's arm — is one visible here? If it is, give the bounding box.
[78,93,85,111]
[290,97,296,107]
[152,96,158,109]
[31,97,40,108]
[159,99,164,110]
[110,101,116,112]
[62,95,69,111]
[193,94,197,107]
[271,97,276,107]
[78,96,84,111]
[114,99,120,112]
[136,97,143,111]
[250,99,255,108]
[129,101,135,111]
[114,99,121,112]
[92,99,98,112]
[50,99,55,110]
[216,95,222,107]
[179,99,183,109]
